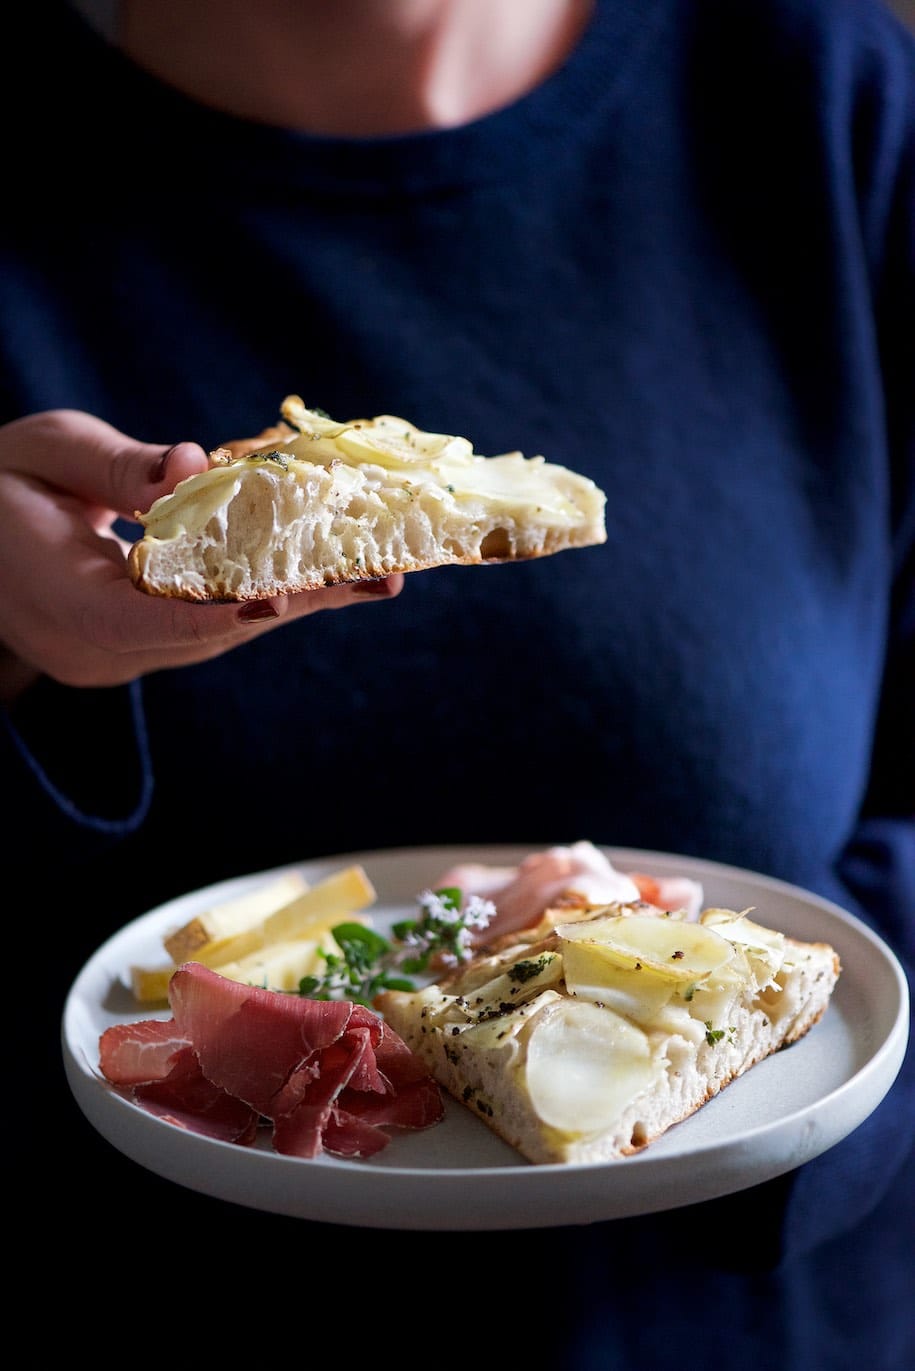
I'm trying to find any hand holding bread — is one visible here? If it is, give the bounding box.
[0,408,404,700]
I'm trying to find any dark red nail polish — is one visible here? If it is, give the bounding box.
[238,601,280,622]
[351,577,394,596]
[153,444,179,483]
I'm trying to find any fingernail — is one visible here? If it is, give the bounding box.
[351,577,395,597]
[238,601,280,622]
[152,445,180,483]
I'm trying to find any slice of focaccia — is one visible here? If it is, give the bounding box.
[375,903,840,1165]
[128,395,608,602]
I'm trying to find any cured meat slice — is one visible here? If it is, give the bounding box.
[435,841,703,948]
[98,1017,193,1085]
[337,1018,446,1130]
[100,1016,261,1143]
[98,962,444,1159]
[168,964,355,1114]
[133,1070,260,1145]
[317,1108,396,1159]
[436,841,641,946]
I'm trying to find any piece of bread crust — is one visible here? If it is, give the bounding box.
[128,396,608,602]
[376,904,841,1166]
[213,420,298,462]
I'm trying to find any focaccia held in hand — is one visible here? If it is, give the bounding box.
[128,396,608,602]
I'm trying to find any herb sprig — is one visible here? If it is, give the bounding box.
[297,886,495,1006]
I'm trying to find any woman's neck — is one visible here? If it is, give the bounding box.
[119,0,593,135]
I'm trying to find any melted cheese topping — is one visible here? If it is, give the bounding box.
[138,397,601,541]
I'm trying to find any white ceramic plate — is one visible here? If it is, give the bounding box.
[62,845,909,1231]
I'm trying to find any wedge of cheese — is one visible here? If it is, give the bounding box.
[197,926,367,994]
[162,870,309,963]
[128,395,607,602]
[376,903,840,1165]
[130,863,377,1003]
[163,864,376,965]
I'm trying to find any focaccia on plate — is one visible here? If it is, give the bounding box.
[128,395,607,602]
[375,903,840,1165]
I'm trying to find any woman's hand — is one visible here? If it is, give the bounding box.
[0,409,403,702]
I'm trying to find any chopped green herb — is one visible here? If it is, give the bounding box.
[297,923,413,1006]
[248,450,289,471]
[510,955,550,984]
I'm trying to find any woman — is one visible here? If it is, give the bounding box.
[3,2,912,1364]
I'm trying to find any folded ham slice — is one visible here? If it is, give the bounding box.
[99,962,444,1158]
[434,841,703,948]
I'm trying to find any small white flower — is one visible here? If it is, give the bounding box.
[416,889,463,926]
[463,895,497,930]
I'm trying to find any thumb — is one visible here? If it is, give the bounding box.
[0,408,210,516]
[130,440,213,519]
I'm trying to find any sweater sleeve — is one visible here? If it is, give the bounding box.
[778,3,915,1265]
[697,0,915,1269]
[835,0,915,959]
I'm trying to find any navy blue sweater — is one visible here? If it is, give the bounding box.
[4,2,913,1365]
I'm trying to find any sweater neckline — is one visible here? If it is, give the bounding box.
[74,0,669,195]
